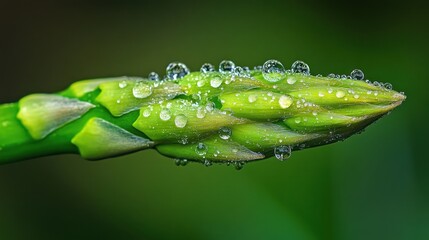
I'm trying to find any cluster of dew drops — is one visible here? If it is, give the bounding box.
[130,59,394,169]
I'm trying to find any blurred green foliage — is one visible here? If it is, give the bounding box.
[0,0,427,239]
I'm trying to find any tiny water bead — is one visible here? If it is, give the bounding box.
[174,114,188,128]
[234,66,245,76]
[218,127,232,140]
[291,60,310,75]
[195,142,208,156]
[274,145,292,161]
[262,59,286,82]
[132,82,152,99]
[233,161,245,170]
[219,60,235,73]
[159,108,172,121]
[350,69,364,80]
[336,91,345,98]
[196,107,206,118]
[200,63,215,73]
[148,72,159,81]
[166,62,190,80]
[175,158,188,166]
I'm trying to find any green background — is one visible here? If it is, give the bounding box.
[0,0,427,239]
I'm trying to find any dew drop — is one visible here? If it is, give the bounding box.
[383,82,393,90]
[204,160,212,167]
[262,59,286,82]
[234,66,245,76]
[219,127,232,140]
[219,60,235,73]
[200,63,215,73]
[210,77,223,88]
[291,60,310,75]
[350,69,364,80]
[196,142,208,156]
[336,91,345,98]
[143,108,152,117]
[175,159,188,166]
[274,145,292,161]
[279,95,293,109]
[159,108,171,121]
[328,73,336,78]
[166,62,190,80]
[196,107,206,118]
[287,77,297,85]
[233,161,245,170]
[205,102,215,112]
[132,82,153,98]
[119,81,127,88]
[248,94,258,103]
[254,65,263,71]
[148,72,159,81]
[174,114,188,128]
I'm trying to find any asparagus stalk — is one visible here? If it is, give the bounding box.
[0,60,406,166]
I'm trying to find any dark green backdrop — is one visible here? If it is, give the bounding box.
[0,1,427,239]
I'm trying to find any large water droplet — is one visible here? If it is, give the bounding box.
[219,60,235,73]
[210,77,223,88]
[218,127,232,140]
[262,59,286,82]
[274,145,292,161]
[383,82,393,90]
[350,69,364,80]
[195,142,208,156]
[132,82,153,98]
[174,114,188,128]
[200,63,215,73]
[166,62,190,80]
[148,72,159,81]
[291,60,310,75]
[279,95,293,109]
[159,108,171,121]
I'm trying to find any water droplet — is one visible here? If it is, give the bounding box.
[383,82,393,90]
[174,114,188,128]
[200,63,215,73]
[233,161,244,170]
[279,95,293,109]
[175,158,188,166]
[353,94,360,99]
[219,127,232,140]
[254,65,262,71]
[205,102,215,112]
[133,82,153,98]
[291,60,310,75]
[148,72,159,81]
[196,107,206,118]
[248,94,258,103]
[350,69,364,80]
[336,91,345,98]
[243,66,250,72]
[234,66,245,76]
[196,142,208,156]
[204,160,212,167]
[159,108,171,121]
[262,59,286,82]
[210,77,223,88]
[143,108,152,117]
[219,60,235,73]
[119,81,127,88]
[274,145,292,161]
[318,92,325,97]
[341,74,347,79]
[166,62,190,80]
[328,73,336,78]
[287,77,297,85]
